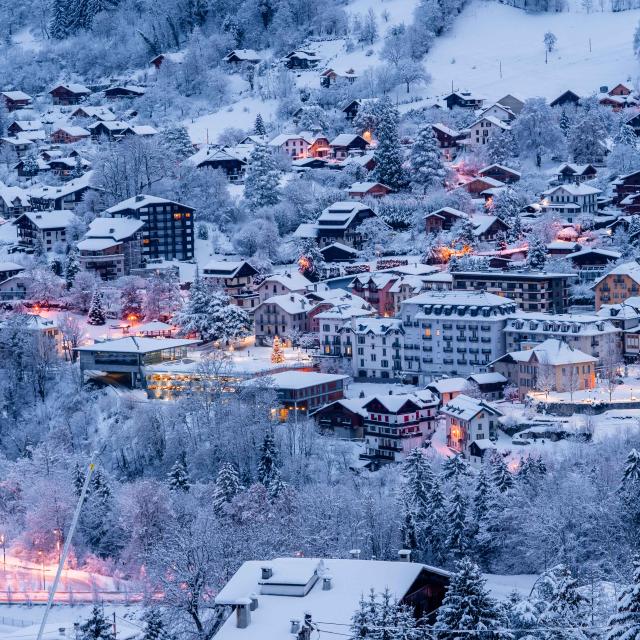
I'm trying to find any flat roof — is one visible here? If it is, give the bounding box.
[75,336,199,354]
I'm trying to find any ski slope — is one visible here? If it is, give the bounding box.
[425,0,640,102]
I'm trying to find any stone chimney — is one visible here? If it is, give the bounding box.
[249,594,259,611]
[398,549,412,562]
[261,565,273,580]
[236,602,251,628]
[322,575,333,591]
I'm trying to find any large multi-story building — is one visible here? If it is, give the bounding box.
[451,270,576,314]
[105,195,194,261]
[399,290,518,384]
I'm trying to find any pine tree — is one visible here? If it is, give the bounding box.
[297,238,325,281]
[160,126,194,160]
[244,144,280,207]
[73,462,85,497]
[606,555,640,640]
[615,123,638,148]
[140,607,171,640]
[441,454,471,482]
[22,153,39,178]
[434,558,508,640]
[50,0,71,39]
[526,235,548,271]
[87,290,106,326]
[492,187,523,241]
[558,109,571,136]
[374,97,408,190]
[485,128,519,165]
[64,247,81,290]
[425,474,447,562]
[120,278,143,320]
[221,304,251,344]
[212,463,244,514]
[445,480,468,559]
[71,155,85,179]
[490,453,514,493]
[271,336,285,364]
[174,275,217,341]
[258,432,284,495]
[254,113,266,137]
[622,448,640,484]
[409,124,446,193]
[79,605,113,640]
[399,448,434,550]
[167,452,191,492]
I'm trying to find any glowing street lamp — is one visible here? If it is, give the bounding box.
[0,533,5,570]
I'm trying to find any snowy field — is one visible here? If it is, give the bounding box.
[424,0,640,101]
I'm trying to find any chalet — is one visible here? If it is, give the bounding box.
[255,271,312,303]
[50,125,91,144]
[479,102,516,123]
[566,247,621,283]
[0,262,25,282]
[546,240,581,256]
[188,146,247,182]
[295,201,379,250]
[362,393,439,464]
[609,82,633,96]
[496,94,524,115]
[466,372,507,401]
[7,120,41,136]
[13,209,76,252]
[284,50,321,69]
[310,397,367,438]
[492,339,596,399]
[431,123,464,159]
[469,214,509,242]
[463,176,505,196]
[424,206,467,234]
[254,293,316,345]
[441,394,503,461]
[426,377,468,405]
[0,184,30,218]
[29,171,94,210]
[613,169,640,204]
[49,83,91,105]
[556,162,597,184]
[592,261,640,309]
[549,90,581,108]
[71,106,116,121]
[223,49,262,64]
[338,150,376,171]
[443,91,483,110]
[599,84,637,111]
[0,136,34,157]
[104,85,146,99]
[467,115,510,148]
[202,260,259,309]
[88,120,132,140]
[478,164,521,184]
[342,99,362,120]
[1,90,32,111]
[291,157,328,171]
[77,217,145,280]
[319,242,359,262]
[320,67,358,87]
[329,133,369,159]
[105,194,194,261]
[269,133,330,159]
[349,273,398,316]
[619,192,640,214]
[348,181,392,199]
[47,157,89,179]
[213,557,451,640]
[149,52,184,69]
[542,183,601,216]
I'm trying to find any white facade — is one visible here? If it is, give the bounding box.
[467,116,510,148]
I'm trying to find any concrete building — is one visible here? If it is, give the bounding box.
[13,210,76,252]
[254,294,315,345]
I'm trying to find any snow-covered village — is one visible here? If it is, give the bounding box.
[5,0,640,638]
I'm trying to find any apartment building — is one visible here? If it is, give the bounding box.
[592,261,640,310]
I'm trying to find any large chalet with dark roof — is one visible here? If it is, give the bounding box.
[550,90,581,108]
[478,164,521,184]
[613,170,640,204]
[443,91,483,110]
[50,84,91,105]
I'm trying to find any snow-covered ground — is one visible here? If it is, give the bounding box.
[424,0,640,102]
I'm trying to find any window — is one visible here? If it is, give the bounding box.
[173,213,182,220]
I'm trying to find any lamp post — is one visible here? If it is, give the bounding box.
[0,533,5,570]
[38,549,45,591]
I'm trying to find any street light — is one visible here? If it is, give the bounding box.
[38,549,45,591]
[0,533,5,570]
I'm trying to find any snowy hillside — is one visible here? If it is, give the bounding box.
[425,0,640,101]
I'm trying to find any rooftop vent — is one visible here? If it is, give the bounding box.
[261,565,273,580]
[398,549,412,562]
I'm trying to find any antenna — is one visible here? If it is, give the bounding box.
[36,452,97,640]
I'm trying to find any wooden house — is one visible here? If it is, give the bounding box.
[1,91,32,111]
[49,83,91,105]
[329,133,369,159]
[424,207,467,234]
[550,90,581,108]
[50,126,91,144]
[431,123,464,159]
[478,164,521,184]
[104,85,146,99]
[348,181,392,199]
[189,147,247,182]
[443,91,483,110]
[556,162,597,184]
[320,68,358,87]
[223,49,262,64]
[284,50,320,69]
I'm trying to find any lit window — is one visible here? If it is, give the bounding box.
[173,213,182,220]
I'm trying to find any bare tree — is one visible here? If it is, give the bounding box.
[536,353,555,399]
[58,313,84,362]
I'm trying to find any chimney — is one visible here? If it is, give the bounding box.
[349,549,361,559]
[322,575,333,591]
[236,603,251,629]
[398,549,412,562]
[290,619,301,634]
[250,594,259,611]
[261,565,273,580]
[135,194,144,202]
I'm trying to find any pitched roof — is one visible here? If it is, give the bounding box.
[542,183,601,197]
[51,83,90,95]
[14,209,76,230]
[499,338,596,365]
[85,217,145,241]
[441,394,503,421]
[259,293,314,315]
[105,194,191,213]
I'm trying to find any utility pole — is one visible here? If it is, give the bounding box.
[113,611,117,639]
[36,453,97,640]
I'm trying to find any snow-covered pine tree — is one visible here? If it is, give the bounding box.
[64,247,81,290]
[258,432,283,495]
[353,99,381,136]
[120,278,143,320]
[606,555,640,640]
[454,217,477,249]
[79,605,113,640]
[399,447,434,550]
[244,144,280,207]
[212,463,244,515]
[87,290,106,326]
[50,0,71,39]
[485,128,519,166]
[409,124,446,193]
[615,123,638,148]
[167,452,191,492]
[374,97,408,190]
[512,97,564,167]
[160,126,194,160]
[568,110,606,164]
[526,234,548,271]
[620,448,640,531]
[558,109,571,137]
[221,304,251,344]
[623,448,640,484]
[490,452,514,493]
[71,155,84,179]
[140,607,171,640]
[445,480,468,559]
[297,238,325,280]
[254,113,266,137]
[174,275,217,340]
[73,462,85,497]
[271,336,285,363]
[441,453,471,482]
[492,187,523,241]
[21,153,39,178]
[434,558,508,640]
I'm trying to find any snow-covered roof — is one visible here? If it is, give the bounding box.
[106,84,145,95]
[470,115,510,130]
[76,336,199,353]
[315,201,375,230]
[329,133,365,147]
[404,290,515,309]
[0,183,30,208]
[500,338,596,366]
[77,238,120,251]
[14,209,76,230]
[470,214,504,236]
[261,372,348,390]
[427,377,468,394]
[432,122,461,137]
[135,320,173,333]
[566,247,621,260]
[339,151,375,168]
[269,132,315,146]
[29,171,93,200]
[592,260,640,287]
[214,557,445,640]
[478,163,521,177]
[348,181,390,193]
[88,120,131,132]
[85,217,145,241]
[542,183,602,197]
[310,397,369,418]
[556,162,596,175]
[224,49,262,61]
[508,312,616,336]
[130,125,157,136]
[54,125,90,137]
[51,83,91,95]
[0,261,24,273]
[441,394,503,421]
[1,90,32,101]
[259,293,314,315]
[105,194,190,214]
[364,391,438,413]
[72,106,116,121]
[467,372,507,385]
[203,260,255,278]
[259,271,312,291]
[11,120,42,131]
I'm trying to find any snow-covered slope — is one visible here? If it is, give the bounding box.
[424,0,640,102]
